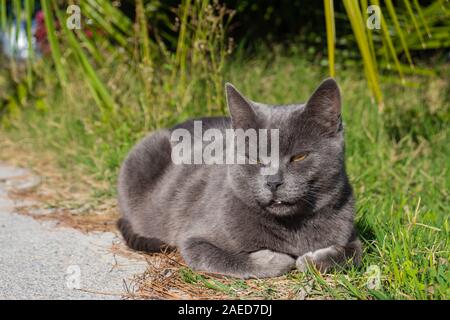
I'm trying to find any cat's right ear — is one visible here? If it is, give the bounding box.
[225,83,257,130]
[302,78,342,135]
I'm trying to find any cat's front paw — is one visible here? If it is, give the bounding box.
[296,246,339,272]
[296,251,315,272]
[249,249,295,278]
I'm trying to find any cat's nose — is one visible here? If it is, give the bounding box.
[266,179,283,192]
[266,172,283,192]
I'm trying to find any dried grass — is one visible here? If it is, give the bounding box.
[126,250,304,300]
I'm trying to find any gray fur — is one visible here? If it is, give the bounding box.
[117,78,361,278]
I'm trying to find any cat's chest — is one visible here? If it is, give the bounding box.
[250,219,331,257]
[272,228,313,256]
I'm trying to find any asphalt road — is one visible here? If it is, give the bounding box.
[0,164,147,300]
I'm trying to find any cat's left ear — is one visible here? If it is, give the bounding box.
[303,78,342,134]
[225,83,257,130]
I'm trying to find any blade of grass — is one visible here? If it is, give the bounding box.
[371,0,405,83]
[25,0,35,88]
[311,271,343,299]
[412,0,431,39]
[402,0,425,48]
[135,0,156,129]
[379,62,434,76]
[337,275,368,299]
[384,0,414,68]
[360,0,377,71]
[75,27,103,64]
[0,0,7,30]
[135,0,152,67]
[343,0,383,110]
[324,0,336,78]
[191,0,208,67]
[53,5,116,114]
[368,289,392,300]
[87,0,133,36]
[173,0,192,88]
[13,0,21,55]
[81,1,129,47]
[41,0,67,87]
[380,29,391,70]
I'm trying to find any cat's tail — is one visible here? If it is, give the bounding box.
[117,218,172,253]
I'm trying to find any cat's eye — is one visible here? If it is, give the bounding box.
[291,154,307,162]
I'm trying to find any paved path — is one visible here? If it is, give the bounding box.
[0,164,147,299]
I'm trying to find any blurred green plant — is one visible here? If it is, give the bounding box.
[325,0,449,110]
[0,0,234,126]
[0,1,449,117]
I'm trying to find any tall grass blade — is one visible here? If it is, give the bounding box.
[87,0,133,36]
[372,0,404,83]
[191,0,208,67]
[174,0,192,87]
[0,0,7,30]
[324,0,335,77]
[135,0,156,128]
[81,1,129,48]
[13,0,21,54]
[413,0,432,38]
[136,0,152,67]
[385,0,414,68]
[403,0,425,48]
[74,27,103,64]
[41,0,67,87]
[53,4,116,114]
[25,0,35,88]
[343,0,383,110]
[360,0,377,71]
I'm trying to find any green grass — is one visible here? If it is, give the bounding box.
[0,48,448,299]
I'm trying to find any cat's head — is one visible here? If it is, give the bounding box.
[226,78,347,216]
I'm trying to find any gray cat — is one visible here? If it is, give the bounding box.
[117,78,361,278]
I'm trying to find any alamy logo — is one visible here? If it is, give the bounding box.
[66,5,81,30]
[365,265,381,290]
[65,265,81,289]
[366,5,381,30]
[170,121,279,175]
